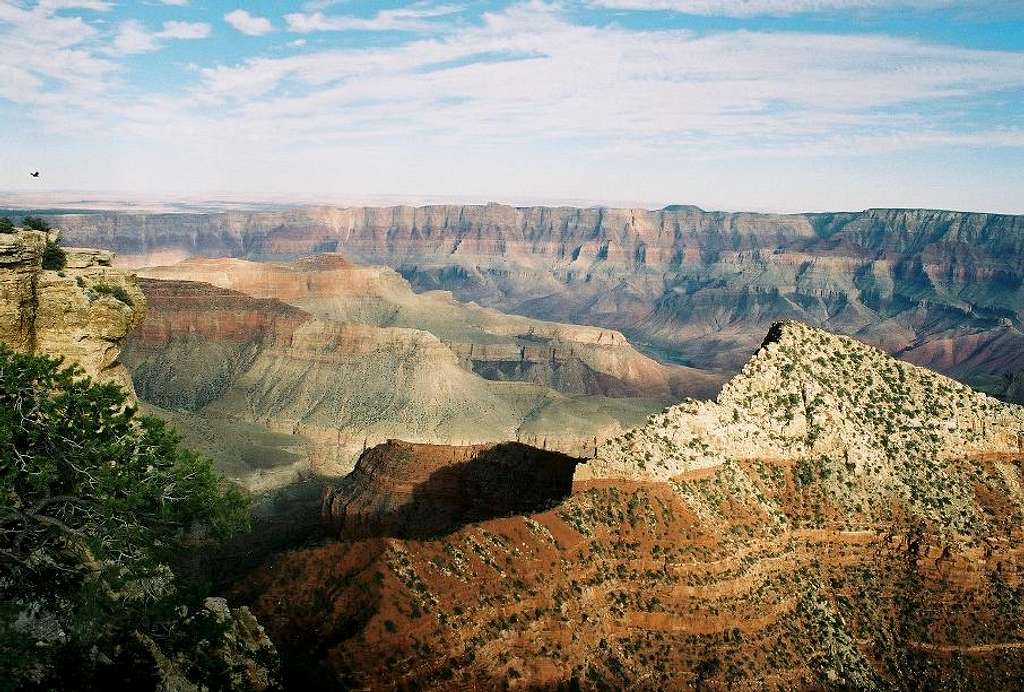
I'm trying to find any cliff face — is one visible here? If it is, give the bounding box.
[321,440,580,540]
[136,255,720,400]
[0,230,145,394]
[48,204,1024,401]
[236,323,1024,689]
[124,278,662,487]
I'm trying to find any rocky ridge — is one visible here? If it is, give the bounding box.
[238,322,1024,689]
[585,321,1024,496]
[0,229,145,394]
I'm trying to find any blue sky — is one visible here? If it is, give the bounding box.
[1,0,1023,213]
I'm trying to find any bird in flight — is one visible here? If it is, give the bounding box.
[29,171,39,178]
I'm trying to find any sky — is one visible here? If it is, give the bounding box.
[1,0,1023,213]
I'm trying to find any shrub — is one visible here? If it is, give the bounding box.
[21,215,50,232]
[41,238,66,270]
[0,346,254,689]
[92,282,134,306]
[0,218,13,234]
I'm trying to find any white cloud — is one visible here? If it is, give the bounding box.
[2,1,1023,211]
[112,19,210,54]
[160,20,211,39]
[36,0,112,9]
[197,1,1024,147]
[225,9,273,36]
[589,0,972,16]
[285,4,462,33]
[160,0,190,5]
[0,0,115,113]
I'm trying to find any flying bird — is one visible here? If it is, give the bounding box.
[29,171,39,178]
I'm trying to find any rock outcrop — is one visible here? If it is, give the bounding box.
[136,255,720,400]
[124,279,659,486]
[47,204,1024,402]
[321,440,580,540]
[236,322,1024,690]
[584,320,1024,492]
[0,229,145,394]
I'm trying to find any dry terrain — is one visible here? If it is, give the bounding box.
[237,322,1024,689]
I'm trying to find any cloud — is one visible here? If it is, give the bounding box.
[285,4,463,33]
[196,1,1024,150]
[0,1,114,103]
[2,1,1023,211]
[36,0,112,9]
[112,19,210,54]
[587,0,985,16]
[225,9,273,36]
[160,20,211,40]
[159,0,190,5]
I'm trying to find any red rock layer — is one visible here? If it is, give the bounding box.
[239,453,1024,690]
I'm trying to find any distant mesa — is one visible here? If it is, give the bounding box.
[44,203,1024,404]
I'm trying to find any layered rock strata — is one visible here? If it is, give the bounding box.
[321,440,580,539]
[0,229,145,394]
[237,322,1024,689]
[124,279,660,486]
[48,205,1024,401]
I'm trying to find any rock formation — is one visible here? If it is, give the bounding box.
[124,278,659,487]
[46,204,1024,402]
[236,322,1024,689]
[135,255,720,400]
[322,440,580,540]
[0,229,145,394]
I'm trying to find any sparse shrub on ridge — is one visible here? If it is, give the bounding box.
[41,238,66,271]
[91,282,134,306]
[21,216,50,232]
[0,218,13,234]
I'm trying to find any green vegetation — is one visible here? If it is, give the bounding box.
[41,238,66,271]
[0,218,13,234]
[91,282,134,306]
[0,346,263,690]
[20,216,49,232]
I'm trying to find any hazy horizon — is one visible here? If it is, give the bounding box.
[3,1,1024,213]
[1,189,1023,217]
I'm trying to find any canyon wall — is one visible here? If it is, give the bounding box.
[0,229,145,394]
[44,205,1024,400]
[124,278,662,487]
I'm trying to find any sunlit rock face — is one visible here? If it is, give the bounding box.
[123,276,672,489]
[51,205,1024,401]
[134,254,722,401]
[0,229,145,396]
[237,322,1024,690]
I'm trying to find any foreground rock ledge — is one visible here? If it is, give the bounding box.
[0,229,145,395]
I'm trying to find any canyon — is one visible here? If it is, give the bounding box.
[4,220,1024,689]
[38,204,1024,404]
[125,255,708,488]
[239,321,1024,689]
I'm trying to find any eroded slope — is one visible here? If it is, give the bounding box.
[238,322,1024,689]
[124,279,662,486]
[137,255,720,399]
